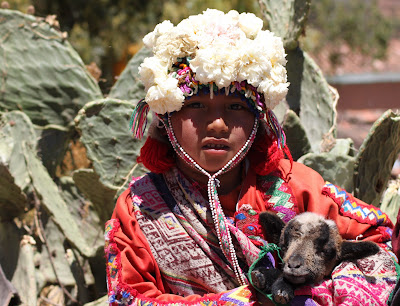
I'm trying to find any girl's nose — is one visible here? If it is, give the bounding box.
[207,117,229,134]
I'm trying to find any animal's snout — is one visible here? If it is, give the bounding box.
[287,254,304,269]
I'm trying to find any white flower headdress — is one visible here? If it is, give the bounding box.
[131,9,289,146]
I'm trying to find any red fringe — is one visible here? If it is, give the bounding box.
[249,130,292,176]
[137,137,175,173]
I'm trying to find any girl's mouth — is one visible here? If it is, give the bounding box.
[203,143,229,150]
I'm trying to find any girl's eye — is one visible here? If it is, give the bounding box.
[186,102,204,109]
[229,103,247,110]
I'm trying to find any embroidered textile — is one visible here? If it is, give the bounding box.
[322,182,393,227]
[105,218,256,305]
[234,205,265,247]
[130,173,237,295]
[105,170,398,305]
[258,172,297,222]
[296,249,398,305]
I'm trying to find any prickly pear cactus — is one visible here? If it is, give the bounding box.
[37,125,71,177]
[11,235,37,305]
[74,98,146,190]
[23,139,95,257]
[0,111,35,220]
[329,138,355,157]
[109,47,152,102]
[285,49,338,153]
[259,0,311,50]
[0,9,102,127]
[354,110,400,206]
[283,109,312,160]
[298,153,355,192]
[258,0,337,154]
[72,168,117,225]
[380,179,400,223]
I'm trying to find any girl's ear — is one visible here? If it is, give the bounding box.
[259,211,285,245]
[339,240,380,262]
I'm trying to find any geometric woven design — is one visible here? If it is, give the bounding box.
[124,285,255,306]
[259,172,297,223]
[295,248,398,305]
[322,182,393,227]
[104,215,256,305]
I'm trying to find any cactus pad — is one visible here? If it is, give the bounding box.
[283,109,312,160]
[298,153,355,192]
[109,47,152,102]
[74,98,146,189]
[0,111,38,219]
[259,0,311,49]
[0,9,102,127]
[22,141,94,257]
[286,49,338,153]
[329,138,356,157]
[72,168,117,225]
[379,179,400,224]
[354,110,400,206]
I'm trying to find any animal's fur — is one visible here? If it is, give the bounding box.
[251,212,380,304]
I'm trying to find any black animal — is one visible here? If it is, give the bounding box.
[251,212,380,304]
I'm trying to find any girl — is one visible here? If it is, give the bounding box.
[105,9,398,305]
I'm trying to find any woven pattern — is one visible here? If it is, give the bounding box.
[259,172,297,222]
[296,248,398,305]
[322,182,392,227]
[104,215,256,305]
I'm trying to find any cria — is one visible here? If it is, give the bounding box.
[251,212,380,304]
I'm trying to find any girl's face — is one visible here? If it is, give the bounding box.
[170,93,256,173]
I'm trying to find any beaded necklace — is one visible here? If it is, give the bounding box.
[162,114,259,285]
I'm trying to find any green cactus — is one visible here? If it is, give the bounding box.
[258,0,337,154]
[354,110,400,206]
[379,179,400,223]
[11,236,37,306]
[74,98,146,190]
[23,138,95,257]
[329,138,356,157]
[72,168,117,226]
[259,0,311,50]
[109,47,152,102]
[283,109,312,160]
[37,125,72,177]
[35,218,77,287]
[0,111,36,220]
[0,9,103,177]
[0,9,102,127]
[298,153,355,192]
[286,49,338,153]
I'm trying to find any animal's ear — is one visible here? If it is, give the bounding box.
[259,211,285,245]
[340,240,380,261]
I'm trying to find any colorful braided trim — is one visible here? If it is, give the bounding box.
[104,218,257,305]
[322,182,393,227]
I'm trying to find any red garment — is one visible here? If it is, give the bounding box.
[392,207,400,258]
[108,159,393,303]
